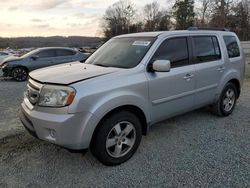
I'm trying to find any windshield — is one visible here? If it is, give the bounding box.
[21,49,39,58]
[85,37,155,68]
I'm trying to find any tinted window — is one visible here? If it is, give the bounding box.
[56,49,75,57]
[37,50,56,58]
[152,37,189,68]
[223,36,240,58]
[193,36,221,63]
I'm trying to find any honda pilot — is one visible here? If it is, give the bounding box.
[20,29,245,165]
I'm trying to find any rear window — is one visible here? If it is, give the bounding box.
[193,36,221,63]
[56,49,76,57]
[223,36,240,58]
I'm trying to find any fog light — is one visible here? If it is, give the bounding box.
[49,129,56,138]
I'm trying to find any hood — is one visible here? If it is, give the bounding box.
[0,56,21,65]
[29,62,120,85]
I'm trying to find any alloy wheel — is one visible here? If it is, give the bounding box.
[12,68,28,81]
[105,121,136,158]
[223,88,236,112]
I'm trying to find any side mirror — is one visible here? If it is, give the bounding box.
[152,60,171,72]
[31,55,39,60]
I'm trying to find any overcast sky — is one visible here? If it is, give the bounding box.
[0,0,173,38]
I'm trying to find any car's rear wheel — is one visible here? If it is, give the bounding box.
[212,82,237,116]
[12,67,28,81]
[90,111,142,166]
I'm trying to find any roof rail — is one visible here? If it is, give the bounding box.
[187,27,230,31]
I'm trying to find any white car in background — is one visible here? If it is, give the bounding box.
[0,51,15,65]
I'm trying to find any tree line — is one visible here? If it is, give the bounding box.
[102,0,250,41]
[0,36,102,49]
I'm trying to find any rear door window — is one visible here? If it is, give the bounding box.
[152,37,189,68]
[56,49,75,57]
[192,36,221,63]
[37,50,56,58]
[223,36,240,58]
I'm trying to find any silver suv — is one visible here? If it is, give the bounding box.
[20,29,245,165]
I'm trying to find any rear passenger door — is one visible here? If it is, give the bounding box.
[191,35,225,106]
[54,49,76,65]
[147,37,196,122]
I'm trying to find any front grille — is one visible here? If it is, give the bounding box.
[26,79,43,105]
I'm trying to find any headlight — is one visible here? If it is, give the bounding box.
[38,85,76,107]
[1,63,8,69]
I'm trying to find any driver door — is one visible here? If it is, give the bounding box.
[146,37,196,123]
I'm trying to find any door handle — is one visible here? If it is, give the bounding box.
[217,66,225,72]
[183,74,194,80]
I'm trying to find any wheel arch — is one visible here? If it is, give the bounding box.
[100,105,148,135]
[228,78,241,98]
[218,70,242,99]
[90,104,149,149]
[11,65,29,73]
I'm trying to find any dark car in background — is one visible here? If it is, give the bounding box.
[0,47,87,81]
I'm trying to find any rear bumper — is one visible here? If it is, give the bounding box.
[20,100,98,150]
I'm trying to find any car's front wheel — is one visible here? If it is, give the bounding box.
[12,67,28,81]
[90,111,142,166]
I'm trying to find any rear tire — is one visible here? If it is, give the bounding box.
[12,67,28,81]
[212,82,237,116]
[90,111,142,166]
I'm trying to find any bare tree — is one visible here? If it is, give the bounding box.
[196,0,213,26]
[156,10,171,31]
[232,0,250,40]
[101,0,250,40]
[102,0,136,38]
[209,0,234,27]
[143,1,160,31]
[173,0,195,30]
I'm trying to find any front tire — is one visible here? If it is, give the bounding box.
[12,67,28,81]
[90,111,142,166]
[212,82,238,116]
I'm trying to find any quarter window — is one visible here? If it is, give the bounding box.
[152,37,189,68]
[223,36,240,58]
[193,36,221,63]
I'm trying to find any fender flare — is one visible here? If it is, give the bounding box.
[79,92,150,148]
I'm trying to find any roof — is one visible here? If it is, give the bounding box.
[114,31,164,38]
[37,47,75,51]
[114,30,235,39]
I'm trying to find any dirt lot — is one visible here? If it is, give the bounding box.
[0,76,249,187]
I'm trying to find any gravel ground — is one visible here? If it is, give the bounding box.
[0,76,249,187]
[0,74,26,138]
[245,57,250,78]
